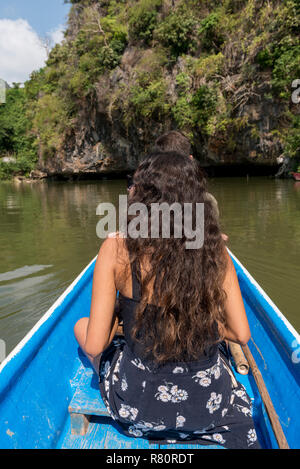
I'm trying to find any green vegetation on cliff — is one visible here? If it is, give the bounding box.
[0,0,299,179]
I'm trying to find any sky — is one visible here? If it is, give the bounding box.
[0,0,71,84]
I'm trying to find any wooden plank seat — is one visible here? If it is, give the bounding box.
[69,364,110,435]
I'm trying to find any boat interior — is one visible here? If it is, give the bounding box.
[0,254,299,449]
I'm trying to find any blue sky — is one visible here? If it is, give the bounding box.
[0,0,70,37]
[0,0,71,84]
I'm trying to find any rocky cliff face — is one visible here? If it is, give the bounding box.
[31,0,299,178]
[43,90,283,179]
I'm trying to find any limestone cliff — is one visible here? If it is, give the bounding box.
[16,1,300,177]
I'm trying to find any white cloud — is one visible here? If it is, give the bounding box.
[0,19,47,85]
[48,25,65,46]
[0,19,66,85]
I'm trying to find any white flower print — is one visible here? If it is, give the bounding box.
[131,358,145,370]
[113,352,123,374]
[134,421,153,431]
[247,428,257,446]
[211,365,221,379]
[234,389,246,399]
[155,382,188,403]
[170,385,188,403]
[112,373,118,384]
[199,377,211,387]
[174,389,188,402]
[233,387,251,405]
[130,357,151,371]
[173,366,185,374]
[241,406,252,417]
[118,404,130,419]
[121,375,128,392]
[104,361,110,377]
[176,414,186,428]
[192,357,221,386]
[194,371,207,379]
[142,422,153,429]
[131,420,166,434]
[161,393,172,402]
[158,385,168,392]
[233,403,252,417]
[221,408,228,418]
[104,378,110,397]
[102,395,117,421]
[128,426,143,437]
[206,392,222,414]
[118,404,138,421]
[130,407,139,421]
[156,386,169,401]
[107,408,117,421]
[153,425,166,431]
[213,433,226,444]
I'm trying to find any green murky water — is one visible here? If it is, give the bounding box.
[0,177,299,355]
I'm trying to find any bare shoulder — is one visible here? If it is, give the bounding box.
[98,234,123,257]
[97,233,129,271]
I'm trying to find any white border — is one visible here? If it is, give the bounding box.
[0,256,97,373]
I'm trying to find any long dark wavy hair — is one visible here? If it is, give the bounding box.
[124,151,228,363]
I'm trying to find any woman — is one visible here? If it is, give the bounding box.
[74,152,260,449]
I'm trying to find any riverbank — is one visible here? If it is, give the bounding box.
[1,160,291,183]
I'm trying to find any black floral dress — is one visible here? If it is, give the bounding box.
[98,262,260,449]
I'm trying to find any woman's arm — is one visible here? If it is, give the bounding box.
[222,251,251,346]
[83,237,119,357]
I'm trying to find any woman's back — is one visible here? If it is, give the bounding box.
[115,245,219,366]
[75,151,260,448]
[98,239,257,447]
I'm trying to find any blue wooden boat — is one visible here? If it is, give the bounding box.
[0,250,299,449]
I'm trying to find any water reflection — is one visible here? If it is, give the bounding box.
[0,180,126,353]
[0,265,53,283]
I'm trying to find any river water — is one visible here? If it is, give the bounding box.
[0,177,299,355]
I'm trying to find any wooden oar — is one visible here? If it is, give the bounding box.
[229,341,249,375]
[241,343,290,449]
